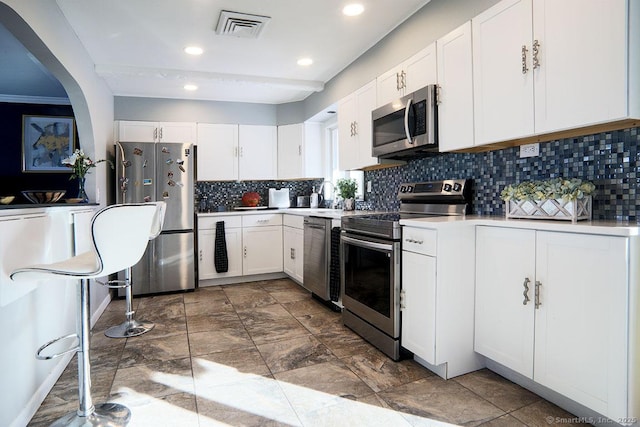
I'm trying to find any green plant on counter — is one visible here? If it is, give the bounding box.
[336,178,358,199]
[500,178,595,202]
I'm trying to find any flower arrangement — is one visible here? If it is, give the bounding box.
[336,178,358,200]
[61,149,113,180]
[500,178,595,202]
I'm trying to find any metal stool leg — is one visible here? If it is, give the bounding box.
[105,267,154,338]
[50,279,131,426]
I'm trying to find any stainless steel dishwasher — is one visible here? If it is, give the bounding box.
[303,216,332,300]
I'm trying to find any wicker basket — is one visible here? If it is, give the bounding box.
[505,196,592,223]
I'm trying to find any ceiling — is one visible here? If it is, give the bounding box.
[1,0,431,105]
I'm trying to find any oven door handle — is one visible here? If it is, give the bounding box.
[341,235,393,252]
[404,97,413,144]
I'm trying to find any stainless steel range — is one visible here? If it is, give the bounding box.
[340,179,471,360]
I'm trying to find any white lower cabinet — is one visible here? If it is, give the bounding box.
[282,215,304,284]
[198,214,284,280]
[401,225,481,379]
[475,226,630,420]
[198,216,243,280]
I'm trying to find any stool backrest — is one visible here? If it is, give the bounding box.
[149,201,166,240]
[91,204,157,276]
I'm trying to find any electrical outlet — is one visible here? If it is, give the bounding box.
[520,143,540,158]
[366,180,372,192]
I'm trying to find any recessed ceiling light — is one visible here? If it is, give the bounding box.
[184,84,198,91]
[184,46,203,55]
[343,3,364,16]
[297,57,313,66]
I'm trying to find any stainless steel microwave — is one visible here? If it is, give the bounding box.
[371,84,437,159]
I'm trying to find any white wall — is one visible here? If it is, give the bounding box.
[0,1,115,426]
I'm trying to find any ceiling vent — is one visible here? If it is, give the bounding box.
[215,10,271,39]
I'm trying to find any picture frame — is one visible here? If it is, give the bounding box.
[22,115,76,173]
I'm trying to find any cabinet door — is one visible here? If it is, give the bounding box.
[376,65,404,107]
[118,120,158,142]
[239,125,278,180]
[198,227,243,280]
[197,123,239,181]
[337,94,358,171]
[283,226,304,283]
[475,226,536,378]
[534,231,628,419]
[159,122,197,143]
[277,123,304,179]
[472,0,534,145]
[437,21,474,151]
[533,0,628,133]
[243,226,283,275]
[404,43,437,94]
[354,80,378,169]
[401,250,437,364]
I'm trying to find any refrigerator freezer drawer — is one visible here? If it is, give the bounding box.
[118,231,195,296]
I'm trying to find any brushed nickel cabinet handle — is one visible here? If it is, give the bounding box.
[521,45,529,74]
[535,280,542,309]
[532,39,540,69]
[244,246,247,258]
[522,277,530,305]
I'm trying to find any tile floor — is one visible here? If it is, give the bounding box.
[29,279,587,427]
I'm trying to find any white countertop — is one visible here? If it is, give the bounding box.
[197,208,382,220]
[400,215,640,237]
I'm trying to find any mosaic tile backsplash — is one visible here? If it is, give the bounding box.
[195,127,640,222]
[364,127,640,222]
[196,179,324,212]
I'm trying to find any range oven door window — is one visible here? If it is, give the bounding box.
[341,233,400,338]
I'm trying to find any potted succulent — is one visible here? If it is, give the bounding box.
[336,178,358,211]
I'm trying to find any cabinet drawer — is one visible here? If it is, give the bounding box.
[242,214,282,227]
[283,214,304,229]
[402,227,437,256]
[198,215,242,230]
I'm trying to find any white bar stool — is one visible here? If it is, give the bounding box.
[10,203,159,427]
[104,201,166,338]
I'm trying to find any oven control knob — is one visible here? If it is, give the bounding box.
[400,185,406,193]
[453,182,462,192]
[443,183,452,192]
[406,186,413,193]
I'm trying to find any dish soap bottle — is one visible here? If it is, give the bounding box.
[310,186,319,209]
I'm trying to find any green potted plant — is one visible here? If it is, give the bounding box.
[336,178,358,211]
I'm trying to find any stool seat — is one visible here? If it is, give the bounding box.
[11,203,160,427]
[103,201,166,339]
[11,251,100,281]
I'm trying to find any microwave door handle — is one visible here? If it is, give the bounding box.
[404,98,413,143]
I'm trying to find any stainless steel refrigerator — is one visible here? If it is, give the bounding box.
[115,141,195,295]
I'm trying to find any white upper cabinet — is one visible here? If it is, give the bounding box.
[437,21,474,151]
[532,0,631,133]
[117,121,196,143]
[376,43,437,107]
[196,123,239,181]
[337,80,379,170]
[238,125,278,181]
[472,0,535,146]
[277,123,323,180]
[473,0,638,146]
[196,124,276,181]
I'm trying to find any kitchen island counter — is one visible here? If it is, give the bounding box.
[197,208,387,221]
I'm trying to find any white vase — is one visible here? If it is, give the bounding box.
[343,198,355,211]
